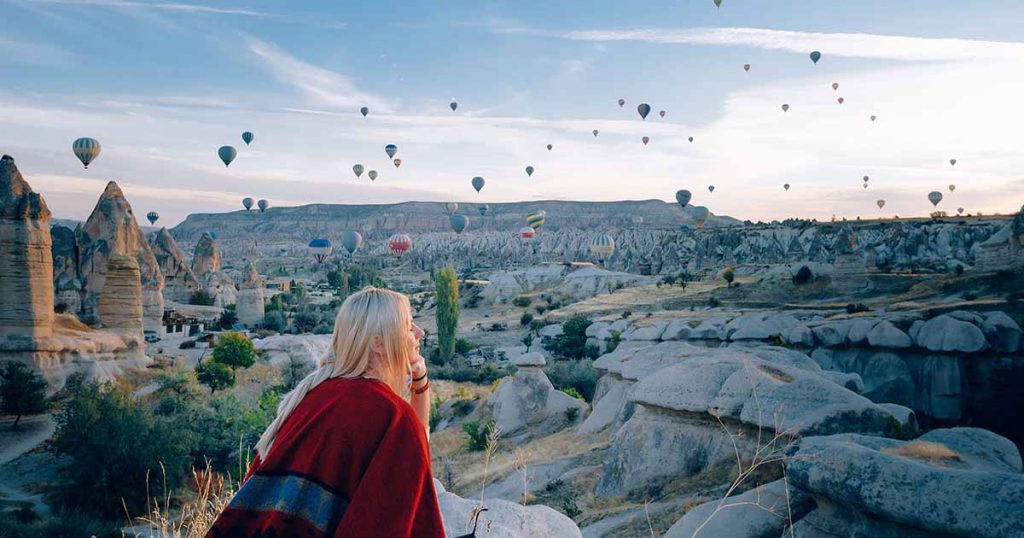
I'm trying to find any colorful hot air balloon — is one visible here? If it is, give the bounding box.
[450,214,469,234]
[832,82,839,91]
[928,191,943,206]
[472,176,485,193]
[218,146,237,167]
[360,106,369,117]
[526,211,545,230]
[388,234,411,258]
[547,144,553,151]
[593,129,599,137]
[242,197,254,211]
[341,230,362,255]
[949,184,956,192]
[590,234,615,261]
[146,211,159,225]
[257,199,268,212]
[525,166,534,177]
[692,206,710,229]
[368,170,378,181]
[393,158,402,168]
[519,226,535,240]
[641,136,650,146]
[618,98,625,107]
[782,104,790,112]
[949,159,957,166]
[877,199,886,209]
[308,238,332,264]
[450,101,458,111]
[445,202,459,215]
[637,103,651,120]
[784,184,790,191]
[809,51,821,64]
[479,204,489,216]
[837,97,844,104]
[675,190,692,208]
[385,144,398,159]
[743,64,751,71]
[242,131,254,145]
[353,164,364,178]
[688,136,694,143]
[708,185,715,193]
[659,110,666,118]
[72,137,101,169]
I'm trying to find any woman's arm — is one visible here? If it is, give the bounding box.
[410,358,431,433]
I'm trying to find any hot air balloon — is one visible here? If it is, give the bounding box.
[72,137,101,169]
[218,146,237,167]
[519,226,535,240]
[637,103,651,120]
[641,136,650,146]
[713,0,722,7]
[659,110,666,118]
[632,215,643,226]
[526,211,545,231]
[472,176,485,193]
[617,98,625,107]
[242,131,254,145]
[928,191,943,206]
[445,202,459,215]
[353,164,364,178]
[341,230,362,255]
[393,159,402,168]
[547,144,553,151]
[692,206,710,229]
[308,238,332,264]
[877,200,886,209]
[948,184,956,192]
[385,144,398,159]
[870,115,877,122]
[243,197,254,211]
[708,185,715,193]
[957,207,964,215]
[593,129,599,137]
[863,184,869,189]
[279,247,288,256]
[450,101,458,111]
[590,234,615,261]
[450,214,469,234]
[479,204,489,216]
[146,211,159,225]
[209,232,218,240]
[368,170,378,181]
[688,136,694,143]
[949,159,957,166]
[525,166,534,177]
[837,97,844,104]
[360,106,369,117]
[258,199,268,212]
[784,184,790,191]
[809,51,821,64]
[782,104,790,112]
[388,234,411,258]
[832,82,839,91]
[675,190,692,208]
[863,176,869,183]
[743,64,751,71]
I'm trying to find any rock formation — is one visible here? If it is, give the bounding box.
[974,212,1024,272]
[97,255,144,341]
[434,478,581,537]
[236,262,265,327]
[0,155,53,338]
[485,352,587,442]
[191,232,236,306]
[76,181,164,329]
[831,224,867,293]
[149,227,199,302]
[51,224,83,314]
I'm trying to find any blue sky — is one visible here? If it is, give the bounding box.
[2,0,1023,226]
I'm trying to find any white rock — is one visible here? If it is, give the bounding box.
[866,320,912,348]
[512,351,546,367]
[539,323,564,338]
[812,320,852,347]
[784,325,814,346]
[621,321,667,341]
[435,478,582,537]
[915,315,987,353]
[982,312,1021,353]
[846,318,880,345]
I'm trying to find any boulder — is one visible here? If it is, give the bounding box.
[845,318,879,345]
[982,312,1021,353]
[783,325,814,346]
[487,368,587,440]
[621,321,667,341]
[512,351,546,367]
[664,479,814,538]
[865,320,912,348]
[253,334,333,366]
[726,312,799,340]
[789,428,1024,538]
[811,321,851,347]
[539,323,563,338]
[434,478,582,537]
[915,314,987,353]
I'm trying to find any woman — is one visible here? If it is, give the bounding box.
[209,287,445,537]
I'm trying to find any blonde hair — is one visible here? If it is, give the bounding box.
[255,287,415,457]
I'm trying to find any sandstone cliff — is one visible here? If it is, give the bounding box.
[149,227,199,302]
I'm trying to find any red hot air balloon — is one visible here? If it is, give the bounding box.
[388,233,412,258]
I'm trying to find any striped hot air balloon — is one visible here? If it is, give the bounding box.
[146,211,159,225]
[388,234,412,258]
[72,137,101,169]
[242,131,254,145]
[308,238,332,264]
[519,226,535,241]
[526,211,545,231]
[590,233,615,261]
[257,199,269,212]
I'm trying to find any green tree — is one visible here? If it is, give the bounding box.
[217,309,238,330]
[435,266,459,362]
[154,367,194,396]
[543,315,592,359]
[521,332,535,352]
[212,332,257,382]
[722,266,735,288]
[326,269,349,294]
[196,360,234,394]
[0,362,48,429]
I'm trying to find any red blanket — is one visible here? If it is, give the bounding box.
[208,377,445,537]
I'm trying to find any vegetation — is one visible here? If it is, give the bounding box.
[211,332,257,382]
[0,362,49,429]
[216,309,238,330]
[429,357,515,384]
[520,312,534,326]
[435,267,460,363]
[521,332,535,352]
[512,296,532,308]
[542,314,593,359]
[462,419,497,451]
[196,360,234,394]
[722,266,735,288]
[544,359,599,402]
[188,290,215,306]
[792,265,814,285]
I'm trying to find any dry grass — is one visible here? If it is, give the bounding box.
[883,441,961,462]
[122,462,237,538]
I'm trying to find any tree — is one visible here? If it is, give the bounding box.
[212,332,257,382]
[154,367,194,396]
[196,360,234,394]
[0,362,48,429]
[722,266,735,288]
[792,265,814,285]
[188,289,215,306]
[521,332,535,352]
[544,315,592,359]
[217,309,238,330]
[435,267,459,362]
[326,269,349,294]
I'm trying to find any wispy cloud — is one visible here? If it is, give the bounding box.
[247,37,392,113]
[0,35,74,66]
[556,27,1024,62]
[27,0,270,17]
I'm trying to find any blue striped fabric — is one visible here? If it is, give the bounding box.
[227,473,348,533]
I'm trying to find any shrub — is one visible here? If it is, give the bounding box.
[564,407,580,423]
[528,319,547,335]
[519,312,534,326]
[178,339,197,349]
[708,296,721,308]
[462,419,497,452]
[512,296,532,308]
[722,266,735,288]
[280,357,313,392]
[521,332,535,352]
[430,357,514,384]
[0,362,48,429]
[264,310,288,332]
[217,309,238,330]
[954,264,965,276]
[535,305,547,315]
[196,360,234,394]
[189,290,215,306]
[435,267,460,363]
[543,315,592,359]
[454,338,476,355]
[212,332,256,380]
[429,396,444,431]
[154,367,195,396]
[793,265,814,285]
[562,387,585,401]
[544,359,599,402]
[845,303,870,314]
[621,310,632,319]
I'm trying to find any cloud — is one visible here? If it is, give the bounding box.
[0,35,74,66]
[246,37,392,113]
[26,0,271,17]
[557,27,1024,62]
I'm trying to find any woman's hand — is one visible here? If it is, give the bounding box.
[409,354,427,380]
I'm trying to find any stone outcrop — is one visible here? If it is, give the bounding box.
[191,232,221,277]
[0,155,53,338]
[830,224,867,293]
[236,262,265,327]
[974,213,1024,272]
[252,334,332,366]
[434,478,581,537]
[191,232,236,306]
[486,352,587,441]
[664,479,814,538]
[149,227,199,302]
[97,255,144,340]
[77,181,164,329]
[51,224,83,314]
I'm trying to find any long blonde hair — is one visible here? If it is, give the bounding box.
[255,287,414,457]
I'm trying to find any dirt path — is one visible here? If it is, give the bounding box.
[0,414,56,516]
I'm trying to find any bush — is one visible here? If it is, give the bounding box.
[543,315,592,359]
[53,381,193,517]
[793,265,814,285]
[708,296,721,308]
[954,264,965,276]
[528,319,547,335]
[0,362,48,429]
[264,310,288,332]
[535,305,547,315]
[280,357,313,392]
[544,359,599,402]
[189,290,215,306]
[435,267,460,363]
[212,332,256,380]
[178,339,196,349]
[845,303,870,314]
[722,266,735,288]
[430,356,515,385]
[520,312,534,326]
[196,360,234,394]
[217,309,238,330]
[512,296,532,308]
[521,332,535,352]
[454,338,476,355]
[462,419,496,452]
[562,387,585,401]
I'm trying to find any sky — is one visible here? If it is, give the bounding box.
[1,0,1023,226]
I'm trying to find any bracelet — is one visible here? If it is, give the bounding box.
[412,378,430,394]
[412,371,428,383]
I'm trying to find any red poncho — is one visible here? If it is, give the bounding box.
[208,377,445,537]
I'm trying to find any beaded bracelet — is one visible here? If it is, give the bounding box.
[412,378,430,394]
